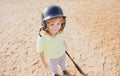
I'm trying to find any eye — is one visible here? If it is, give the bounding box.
[57,23,60,25]
[50,24,54,26]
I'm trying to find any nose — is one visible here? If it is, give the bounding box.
[53,23,60,27]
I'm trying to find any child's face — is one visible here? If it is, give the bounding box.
[46,17,63,35]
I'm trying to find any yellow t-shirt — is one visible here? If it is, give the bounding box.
[36,31,66,58]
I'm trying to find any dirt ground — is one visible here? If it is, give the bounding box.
[0,0,120,76]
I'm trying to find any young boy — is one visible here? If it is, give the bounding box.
[37,5,67,76]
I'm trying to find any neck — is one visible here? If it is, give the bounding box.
[50,33,57,37]
[47,31,57,37]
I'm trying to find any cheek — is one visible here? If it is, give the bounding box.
[47,27,52,30]
[58,24,61,28]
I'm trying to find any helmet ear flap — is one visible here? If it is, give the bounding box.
[62,17,66,28]
[41,21,47,30]
[39,21,46,37]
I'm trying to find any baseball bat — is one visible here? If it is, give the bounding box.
[66,51,88,76]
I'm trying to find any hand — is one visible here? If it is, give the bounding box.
[43,62,49,69]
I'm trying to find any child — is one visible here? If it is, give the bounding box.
[37,5,67,76]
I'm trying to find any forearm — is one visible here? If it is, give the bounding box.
[39,51,47,64]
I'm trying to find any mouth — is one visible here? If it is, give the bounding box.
[52,28,59,31]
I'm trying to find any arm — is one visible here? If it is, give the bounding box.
[39,51,49,69]
[37,36,49,69]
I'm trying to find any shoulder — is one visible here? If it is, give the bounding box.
[37,35,45,43]
[56,32,65,40]
[59,31,65,38]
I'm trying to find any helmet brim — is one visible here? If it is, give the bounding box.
[43,15,66,21]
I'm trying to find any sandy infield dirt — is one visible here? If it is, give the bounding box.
[0,0,120,76]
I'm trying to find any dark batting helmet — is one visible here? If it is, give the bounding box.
[41,5,66,30]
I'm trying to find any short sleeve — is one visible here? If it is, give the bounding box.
[36,36,45,53]
[61,31,65,41]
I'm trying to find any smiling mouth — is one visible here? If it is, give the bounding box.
[53,30,58,32]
